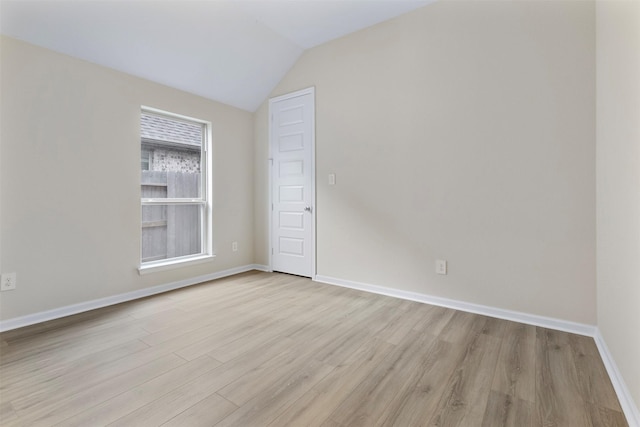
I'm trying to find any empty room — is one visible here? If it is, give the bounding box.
[0,0,638,426]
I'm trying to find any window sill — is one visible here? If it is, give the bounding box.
[138,254,215,275]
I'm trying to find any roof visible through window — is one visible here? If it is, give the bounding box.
[140,113,202,147]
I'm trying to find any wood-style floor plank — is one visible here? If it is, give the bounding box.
[491,320,536,403]
[373,338,457,426]
[10,353,188,427]
[426,319,503,426]
[535,328,597,427]
[327,329,440,426]
[160,393,237,427]
[0,339,149,393]
[55,355,221,427]
[268,338,396,427]
[214,358,334,427]
[569,333,623,412]
[0,271,628,427]
[481,390,534,427]
[0,401,17,424]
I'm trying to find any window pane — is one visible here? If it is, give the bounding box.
[142,204,202,262]
[141,113,202,148]
[141,205,167,262]
[140,112,203,198]
[140,109,209,268]
[141,171,201,199]
[139,147,202,176]
[141,149,151,171]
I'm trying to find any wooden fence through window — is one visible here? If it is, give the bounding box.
[141,171,201,262]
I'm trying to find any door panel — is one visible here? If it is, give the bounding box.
[270,89,314,277]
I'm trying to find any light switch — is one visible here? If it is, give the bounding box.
[328,173,336,185]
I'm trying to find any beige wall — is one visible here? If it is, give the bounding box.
[0,36,254,320]
[255,0,597,324]
[596,0,640,410]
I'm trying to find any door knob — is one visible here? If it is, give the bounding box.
[304,206,312,213]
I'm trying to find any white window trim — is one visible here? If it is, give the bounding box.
[138,106,214,274]
[138,254,215,275]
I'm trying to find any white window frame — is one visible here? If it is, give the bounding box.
[138,106,214,274]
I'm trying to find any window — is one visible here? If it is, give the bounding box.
[141,148,151,171]
[139,107,212,272]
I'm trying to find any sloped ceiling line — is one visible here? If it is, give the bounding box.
[0,0,432,111]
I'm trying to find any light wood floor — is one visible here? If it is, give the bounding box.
[0,271,627,427]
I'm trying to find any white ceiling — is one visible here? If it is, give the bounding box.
[0,0,432,111]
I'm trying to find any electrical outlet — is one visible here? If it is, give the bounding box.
[1,273,17,291]
[232,241,238,252]
[436,260,447,275]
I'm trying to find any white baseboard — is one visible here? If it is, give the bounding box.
[594,330,640,427]
[314,275,596,336]
[0,264,264,332]
[251,264,271,272]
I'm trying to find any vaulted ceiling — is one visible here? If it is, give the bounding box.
[0,0,432,111]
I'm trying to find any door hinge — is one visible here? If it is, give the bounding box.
[271,248,274,255]
[271,203,274,211]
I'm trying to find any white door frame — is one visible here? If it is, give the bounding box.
[268,87,316,278]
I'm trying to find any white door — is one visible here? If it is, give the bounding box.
[270,88,315,277]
